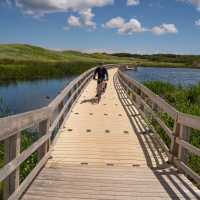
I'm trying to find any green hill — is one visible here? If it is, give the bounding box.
[0,44,134,63]
[0,44,66,61]
[0,44,136,83]
[0,44,196,83]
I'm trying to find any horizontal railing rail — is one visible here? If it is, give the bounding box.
[0,64,117,200]
[117,68,200,186]
[0,107,50,141]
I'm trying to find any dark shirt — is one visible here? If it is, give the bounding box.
[93,67,109,81]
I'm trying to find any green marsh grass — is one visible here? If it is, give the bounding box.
[0,44,196,83]
[145,81,200,176]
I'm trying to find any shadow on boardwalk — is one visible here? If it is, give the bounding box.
[114,74,200,200]
[80,98,98,104]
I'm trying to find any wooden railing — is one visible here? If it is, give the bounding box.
[0,65,116,200]
[1,64,199,200]
[118,68,200,186]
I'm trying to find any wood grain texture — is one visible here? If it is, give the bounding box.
[118,69,200,185]
[22,69,200,200]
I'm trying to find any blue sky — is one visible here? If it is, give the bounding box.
[0,0,200,54]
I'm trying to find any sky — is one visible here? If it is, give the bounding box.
[0,0,200,54]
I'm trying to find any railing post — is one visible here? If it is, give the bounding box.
[58,100,64,127]
[152,103,158,112]
[3,132,21,200]
[58,100,64,113]
[170,113,180,162]
[137,88,141,96]
[178,125,190,163]
[37,120,50,161]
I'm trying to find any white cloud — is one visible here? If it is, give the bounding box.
[79,8,96,29]
[127,0,140,6]
[66,8,96,29]
[103,17,146,35]
[13,0,113,30]
[103,17,178,36]
[103,17,125,29]
[195,19,200,26]
[68,15,81,27]
[118,19,146,34]
[14,0,114,16]
[151,24,178,35]
[178,0,200,11]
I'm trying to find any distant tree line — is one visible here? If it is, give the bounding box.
[111,53,200,66]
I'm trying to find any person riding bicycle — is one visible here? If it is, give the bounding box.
[93,65,109,97]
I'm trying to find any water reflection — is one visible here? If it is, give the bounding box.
[0,77,75,115]
[126,67,200,86]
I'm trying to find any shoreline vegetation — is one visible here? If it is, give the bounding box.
[144,81,200,176]
[0,44,131,84]
[0,44,200,84]
[0,44,200,195]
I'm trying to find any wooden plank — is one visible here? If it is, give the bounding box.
[48,65,115,110]
[0,66,104,200]
[174,158,200,186]
[118,75,173,138]
[49,75,91,133]
[118,71,177,119]
[118,70,200,185]
[20,68,200,200]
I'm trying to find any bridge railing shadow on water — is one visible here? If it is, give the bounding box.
[115,68,200,199]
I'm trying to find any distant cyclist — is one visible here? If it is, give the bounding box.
[93,65,109,98]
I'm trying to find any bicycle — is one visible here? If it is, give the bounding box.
[95,79,108,103]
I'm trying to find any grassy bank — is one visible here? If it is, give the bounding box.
[0,44,134,83]
[1,44,199,83]
[0,61,97,83]
[144,81,200,176]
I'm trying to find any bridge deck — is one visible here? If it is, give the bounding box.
[22,69,200,200]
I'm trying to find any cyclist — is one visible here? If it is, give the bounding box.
[93,65,109,99]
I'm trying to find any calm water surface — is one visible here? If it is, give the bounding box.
[126,67,200,86]
[0,77,75,115]
[1,67,200,116]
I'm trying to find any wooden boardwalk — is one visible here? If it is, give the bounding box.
[22,69,200,200]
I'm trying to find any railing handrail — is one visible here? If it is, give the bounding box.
[178,112,200,130]
[0,64,119,200]
[1,64,198,200]
[118,68,200,130]
[118,69,178,119]
[0,65,111,138]
[117,67,200,186]
[48,67,94,109]
[0,107,50,141]
[0,64,118,119]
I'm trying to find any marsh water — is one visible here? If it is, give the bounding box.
[125,67,200,86]
[1,67,200,116]
[0,76,75,116]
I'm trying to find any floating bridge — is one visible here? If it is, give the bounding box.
[0,66,200,200]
